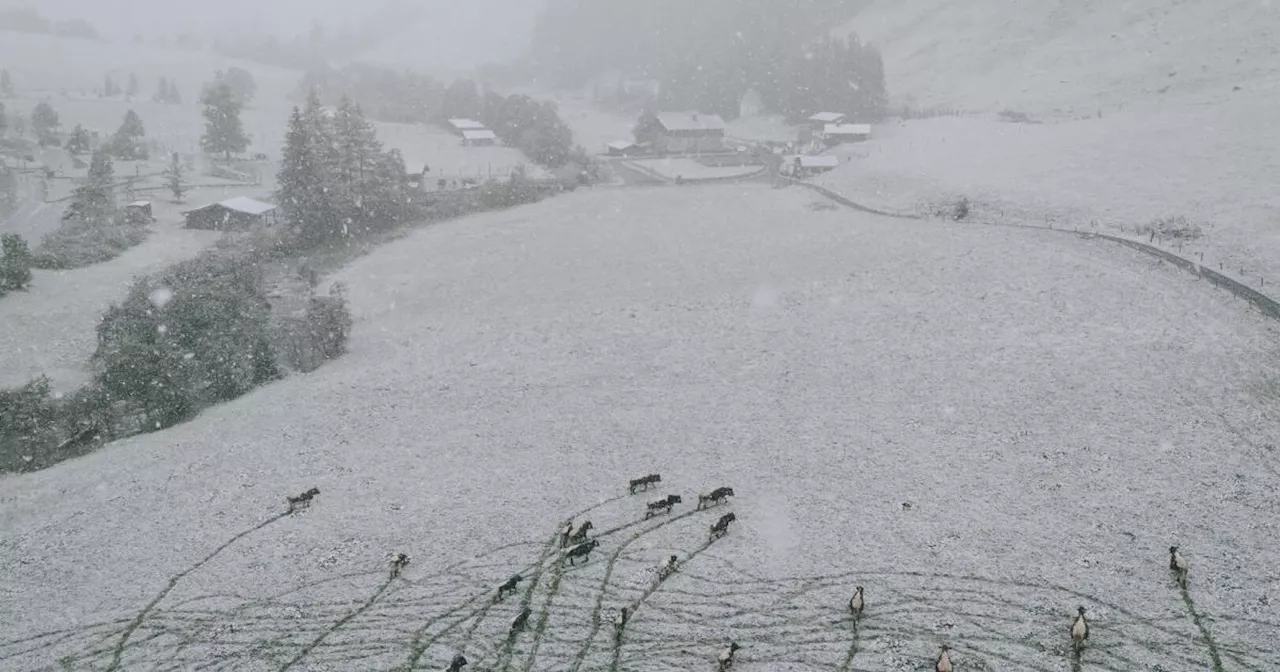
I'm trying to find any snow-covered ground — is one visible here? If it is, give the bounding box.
[3,183,1278,671]
[373,122,550,182]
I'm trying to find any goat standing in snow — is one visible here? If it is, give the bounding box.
[565,539,600,566]
[570,520,594,544]
[717,642,740,670]
[497,574,523,600]
[612,607,629,641]
[286,487,320,513]
[697,487,735,510]
[1070,606,1089,653]
[441,654,467,672]
[848,586,864,619]
[709,512,736,541]
[934,645,953,672]
[510,607,531,635]
[559,520,574,548]
[1169,546,1188,588]
[657,554,679,581]
[629,474,661,494]
[644,494,682,519]
[390,553,410,579]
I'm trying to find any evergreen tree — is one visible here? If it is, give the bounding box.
[30,101,59,144]
[154,76,168,103]
[66,150,116,221]
[163,152,188,202]
[109,110,147,159]
[126,72,138,98]
[199,83,249,159]
[0,69,12,97]
[167,80,181,105]
[0,233,33,292]
[632,109,662,146]
[0,101,7,137]
[65,124,91,154]
[276,94,339,247]
[222,67,257,106]
[332,96,382,230]
[441,78,481,120]
[103,74,118,98]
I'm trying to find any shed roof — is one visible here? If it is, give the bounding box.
[798,155,841,168]
[656,112,726,132]
[824,123,872,135]
[607,140,637,150]
[448,118,486,130]
[126,200,151,208]
[461,129,497,140]
[808,112,847,123]
[184,196,277,216]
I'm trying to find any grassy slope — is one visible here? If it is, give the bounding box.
[821,1,1280,282]
[2,184,1278,669]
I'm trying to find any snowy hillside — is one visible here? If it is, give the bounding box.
[838,0,1280,114]
[2,184,1278,670]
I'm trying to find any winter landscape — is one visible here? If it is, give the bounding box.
[3,2,1280,671]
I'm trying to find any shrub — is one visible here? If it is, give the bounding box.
[32,211,149,269]
[0,378,116,473]
[1138,215,1203,241]
[477,172,546,210]
[0,232,33,294]
[275,282,354,373]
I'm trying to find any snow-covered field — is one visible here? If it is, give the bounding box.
[627,158,761,181]
[373,122,550,181]
[3,183,1278,671]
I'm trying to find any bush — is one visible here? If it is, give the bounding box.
[1138,215,1203,241]
[32,211,149,269]
[0,232,33,295]
[477,172,546,210]
[275,282,354,373]
[94,247,279,430]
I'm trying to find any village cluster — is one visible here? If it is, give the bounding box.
[286,478,1198,672]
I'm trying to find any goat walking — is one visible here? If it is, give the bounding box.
[697,487,735,510]
[709,512,736,541]
[645,494,682,519]
[629,474,662,494]
[390,553,410,579]
[286,487,319,513]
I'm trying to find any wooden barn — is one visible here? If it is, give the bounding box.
[183,196,278,231]
[807,112,847,130]
[460,129,498,146]
[655,112,726,154]
[823,123,872,145]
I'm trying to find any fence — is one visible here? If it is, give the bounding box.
[788,179,1280,323]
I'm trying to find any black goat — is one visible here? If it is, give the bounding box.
[644,494,683,519]
[510,607,531,635]
[612,606,629,641]
[390,553,410,579]
[657,554,679,581]
[565,538,600,566]
[628,474,662,494]
[286,487,320,513]
[697,486,735,510]
[570,520,594,543]
[497,574,523,600]
[442,654,468,672]
[709,512,736,541]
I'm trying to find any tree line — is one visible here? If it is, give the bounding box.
[527,0,885,121]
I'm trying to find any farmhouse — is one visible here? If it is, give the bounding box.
[823,124,872,145]
[461,129,498,146]
[183,196,278,231]
[655,112,726,154]
[808,112,847,129]
[791,155,840,177]
[606,140,638,156]
[447,118,487,134]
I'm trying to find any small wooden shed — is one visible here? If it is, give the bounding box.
[183,196,278,231]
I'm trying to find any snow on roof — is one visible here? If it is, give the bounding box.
[798,155,841,168]
[448,118,486,130]
[824,123,872,135]
[126,200,151,208]
[656,112,726,132]
[607,140,637,149]
[808,112,847,123]
[184,196,277,216]
[461,129,497,140]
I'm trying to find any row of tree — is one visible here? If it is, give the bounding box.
[276,92,412,247]
[0,7,98,40]
[440,79,577,167]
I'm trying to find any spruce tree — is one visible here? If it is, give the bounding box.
[67,150,116,222]
[199,83,249,159]
[163,152,188,202]
[65,124,91,154]
[127,72,139,98]
[332,96,382,229]
[30,102,59,145]
[277,99,338,247]
[167,81,181,105]
[110,110,147,159]
[155,76,168,103]
[0,101,7,137]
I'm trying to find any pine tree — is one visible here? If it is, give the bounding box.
[276,96,339,248]
[199,82,250,159]
[67,150,116,222]
[163,152,188,202]
[155,76,168,103]
[332,96,382,230]
[65,124,91,154]
[104,74,118,98]
[0,69,13,97]
[110,110,147,159]
[0,233,33,292]
[167,80,181,105]
[30,101,59,145]
[0,101,7,138]
[126,72,138,98]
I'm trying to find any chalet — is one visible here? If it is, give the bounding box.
[823,123,872,145]
[183,196,278,231]
[606,140,638,157]
[125,200,154,224]
[807,112,847,130]
[447,118,486,135]
[655,112,726,154]
[461,129,497,146]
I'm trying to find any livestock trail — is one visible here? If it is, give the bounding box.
[2,491,1276,671]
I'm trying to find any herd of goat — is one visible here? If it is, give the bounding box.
[280,478,1196,671]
